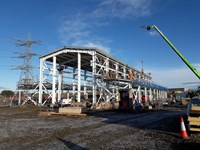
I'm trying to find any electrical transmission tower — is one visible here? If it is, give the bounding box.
[14,34,41,98]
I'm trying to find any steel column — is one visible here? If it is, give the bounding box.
[138,86,141,103]
[84,70,87,96]
[149,88,153,101]
[52,56,57,104]
[153,89,156,100]
[38,58,44,104]
[58,70,63,102]
[18,90,21,105]
[72,67,76,95]
[144,87,147,101]
[123,66,126,79]
[156,89,159,100]
[92,51,97,106]
[105,58,109,77]
[78,53,81,102]
[115,63,119,79]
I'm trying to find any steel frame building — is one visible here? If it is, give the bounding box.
[38,46,168,107]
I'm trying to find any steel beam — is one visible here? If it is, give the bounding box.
[39,58,44,104]
[92,51,97,106]
[52,56,57,104]
[78,53,81,102]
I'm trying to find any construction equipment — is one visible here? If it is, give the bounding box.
[144,25,200,131]
[144,25,200,79]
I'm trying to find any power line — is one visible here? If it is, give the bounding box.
[13,33,41,94]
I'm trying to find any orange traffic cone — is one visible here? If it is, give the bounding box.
[180,117,188,138]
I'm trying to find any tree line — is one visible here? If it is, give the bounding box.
[0,90,14,99]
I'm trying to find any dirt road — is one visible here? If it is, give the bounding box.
[0,105,200,150]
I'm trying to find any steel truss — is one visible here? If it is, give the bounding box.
[38,47,168,107]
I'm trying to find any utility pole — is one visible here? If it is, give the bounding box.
[14,34,41,104]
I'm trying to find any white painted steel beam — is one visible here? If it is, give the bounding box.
[144,87,147,101]
[52,56,57,104]
[72,67,76,95]
[84,70,87,96]
[92,51,97,106]
[39,58,44,104]
[38,47,168,108]
[138,86,141,103]
[149,88,153,101]
[115,63,119,79]
[58,69,63,102]
[78,53,81,102]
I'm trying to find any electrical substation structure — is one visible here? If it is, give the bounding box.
[38,46,168,107]
[14,35,41,105]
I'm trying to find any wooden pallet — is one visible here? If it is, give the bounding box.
[188,116,200,131]
[191,106,200,111]
[190,127,200,132]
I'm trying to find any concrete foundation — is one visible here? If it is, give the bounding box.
[59,107,88,114]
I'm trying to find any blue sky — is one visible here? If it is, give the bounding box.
[0,0,200,91]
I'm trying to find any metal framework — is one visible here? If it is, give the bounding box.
[38,46,168,107]
[14,35,41,105]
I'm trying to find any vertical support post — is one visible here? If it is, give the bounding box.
[18,90,21,105]
[156,89,159,100]
[115,63,119,79]
[84,70,87,96]
[129,87,133,109]
[123,66,126,79]
[138,86,141,103]
[72,67,76,95]
[105,58,109,77]
[165,91,167,99]
[92,51,97,106]
[78,53,81,102]
[52,56,57,104]
[58,69,63,102]
[159,90,161,100]
[38,58,44,104]
[153,89,156,100]
[115,63,119,101]
[144,87,147,101]
[149,88,153,101]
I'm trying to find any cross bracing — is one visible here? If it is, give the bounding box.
[38,46,168,106]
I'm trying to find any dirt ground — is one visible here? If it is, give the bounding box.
[0,104,200,150]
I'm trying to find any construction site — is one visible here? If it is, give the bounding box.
[1,25,200,150]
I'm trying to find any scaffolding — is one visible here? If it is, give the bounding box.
[38,46,168,107]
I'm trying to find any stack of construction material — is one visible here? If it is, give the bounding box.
[59,106,88,114]
[188,106,200,132]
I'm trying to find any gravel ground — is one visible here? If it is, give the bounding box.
[0,105,200,150]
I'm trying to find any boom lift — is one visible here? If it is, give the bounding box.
[144,25,200,131]
[144,25,200,79]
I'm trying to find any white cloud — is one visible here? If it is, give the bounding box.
[58,15,90,44]
[83,42,111,54]
[58,14,112,53]
[95,0,152,19]
[58,0,152,54]
[145,64,200,89]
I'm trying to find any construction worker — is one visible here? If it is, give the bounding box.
[129,71,133,80]
[109,70,113,78]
